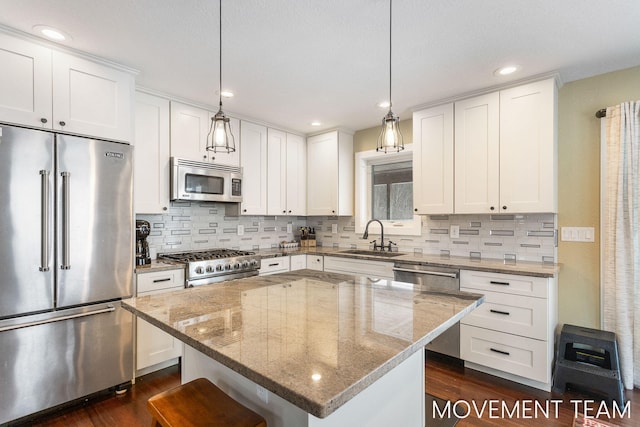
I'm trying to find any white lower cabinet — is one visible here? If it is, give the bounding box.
[460,270,557,391]
[135,268,185,375]
[306,255,324,271]
[259,257,290,275]
[323,256,394,280]
[289,254,307,271]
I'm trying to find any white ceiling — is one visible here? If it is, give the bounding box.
[1,0,639,135]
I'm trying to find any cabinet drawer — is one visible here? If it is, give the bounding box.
[461,324,549,383]
[260,257,290,275]
[306,255,324,271]
[460,288,548,340]
[460,270,548,298]
[137,269,185,293]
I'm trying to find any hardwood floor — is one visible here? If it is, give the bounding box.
[12,355,639,426]
[425,353,639,426]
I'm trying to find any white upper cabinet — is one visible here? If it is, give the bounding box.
[134,91,170,214]
[499,79,557,213]
[285,133,307,216]
[454,92,500,213]
[0,32,134,142]
[412,104,454,214]
[416,78,557,215]
[169,101,240,167]
[51,51,134,142]
[0,32,52,128]
[240,121,268,215]
[306,130,353,216]
[267,128,287,215]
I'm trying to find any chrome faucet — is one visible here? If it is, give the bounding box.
[362,219,385,251]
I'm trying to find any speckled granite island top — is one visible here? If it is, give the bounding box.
[122,270,483,418]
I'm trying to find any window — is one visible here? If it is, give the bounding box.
[355,145,421,236]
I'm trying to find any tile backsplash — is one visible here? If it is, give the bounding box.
[306,213,557,263]
[137,201,304,254]
[137,202,557,263]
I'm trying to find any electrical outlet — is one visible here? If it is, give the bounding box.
[450,225,460,239]
[287,223,292,233]
[237,224,244,236]
[256,385,269,404]
[332,224,338,234]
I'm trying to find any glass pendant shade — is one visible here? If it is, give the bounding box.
[377,109,403,153]
[206,108,236,153]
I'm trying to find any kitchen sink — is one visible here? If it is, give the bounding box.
[339,249,404,257]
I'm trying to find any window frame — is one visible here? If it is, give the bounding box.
[355,144,422,237]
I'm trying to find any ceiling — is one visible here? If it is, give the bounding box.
[1,0,639,135]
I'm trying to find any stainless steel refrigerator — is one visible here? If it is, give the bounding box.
[0,125,134,424]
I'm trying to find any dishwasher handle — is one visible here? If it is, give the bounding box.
[392,267,458,279]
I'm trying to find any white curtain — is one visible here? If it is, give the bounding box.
[602,100,640,389]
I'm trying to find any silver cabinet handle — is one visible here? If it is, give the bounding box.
[0,305,115,333]
[61,171,71,270]
[392,267,458,279]
[39,170,50,272]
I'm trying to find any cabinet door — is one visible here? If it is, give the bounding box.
[240,121,267,215]
[286,134,307,216]
[454,93,500,213]
[52,51,134,142]
[0,32,52,128]
[134,92,170,213]
[207,113,240,167]
[499,79,557,213]
[267,128,287,215]
[137,317,182,370]
[170,101,209,162]
[307,132,338,215]
[413,104,453,214]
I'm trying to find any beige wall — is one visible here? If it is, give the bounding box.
[352,65,640,328]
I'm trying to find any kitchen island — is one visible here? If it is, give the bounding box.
[122,270,483,427]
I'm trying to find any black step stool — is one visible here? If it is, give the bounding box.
[552,324,624,406]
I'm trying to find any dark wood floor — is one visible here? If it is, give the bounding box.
[13,355,640,426]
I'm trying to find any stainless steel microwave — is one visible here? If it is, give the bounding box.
[170,157,242,203]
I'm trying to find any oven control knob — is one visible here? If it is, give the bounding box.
[224,264,231,271]
[206,265,214,272]
[195,266,204,275]
[242,261,249,268]
[250,259,258,267]
[233,262,241,270]
[216,264,223,272]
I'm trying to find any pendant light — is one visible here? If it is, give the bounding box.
[377,0,404,153]
[206,0,236,153]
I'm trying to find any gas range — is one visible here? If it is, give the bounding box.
[158,249,260,287]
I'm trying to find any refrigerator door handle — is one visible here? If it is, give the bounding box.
[61,171,71,270]
[39,170,50,272]
[0,304,116,333]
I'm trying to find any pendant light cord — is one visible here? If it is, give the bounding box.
[388,0,392,111]
[218,0,223,109]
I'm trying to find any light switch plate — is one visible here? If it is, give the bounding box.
[287,223,292,233]
[332,224,338,234]
[560,226,594,242]
[450,225,460,239]
[237,224,244,236]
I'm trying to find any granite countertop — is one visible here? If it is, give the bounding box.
[121,270,483,418]
[259,247,560,278]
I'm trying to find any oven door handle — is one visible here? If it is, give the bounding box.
[392,267,458,279]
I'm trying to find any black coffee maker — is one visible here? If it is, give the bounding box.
[135,220,151,266]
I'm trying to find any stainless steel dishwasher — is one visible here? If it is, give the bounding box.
[393,263,461,358]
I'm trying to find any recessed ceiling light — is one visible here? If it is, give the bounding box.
[494,65,519,76]
[310,121,321,127]
[378,101,391,109]
[33,25,70,42]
